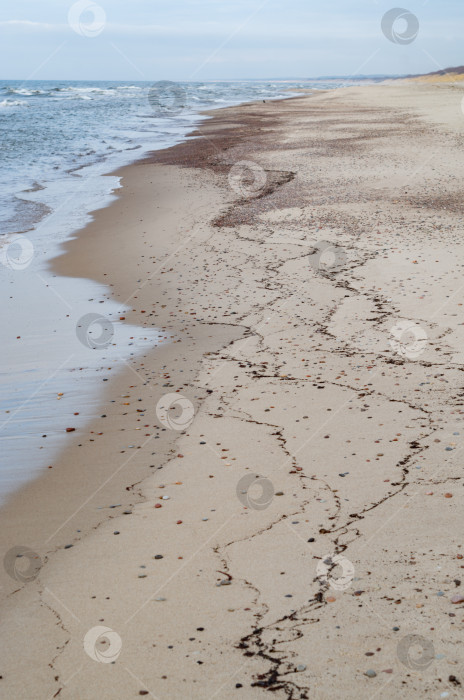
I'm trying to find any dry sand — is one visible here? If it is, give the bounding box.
[2,82,464,699]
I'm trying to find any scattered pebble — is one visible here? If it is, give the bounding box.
[451,595,464,604]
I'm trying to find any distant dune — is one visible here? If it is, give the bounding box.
[405,65,464,83]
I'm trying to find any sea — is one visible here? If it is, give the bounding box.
[0,78,375,502]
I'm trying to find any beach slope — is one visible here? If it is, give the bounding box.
[1,83,464,699]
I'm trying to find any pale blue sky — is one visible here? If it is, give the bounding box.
[1,0,463,80]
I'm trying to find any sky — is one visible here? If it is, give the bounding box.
[1,0,463,81]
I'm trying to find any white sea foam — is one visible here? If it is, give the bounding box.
[0,99,28,107]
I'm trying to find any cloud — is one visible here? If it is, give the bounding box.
[1,17,462,43]
[0,20,62,31]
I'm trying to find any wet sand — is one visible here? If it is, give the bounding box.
[1,83,464,699]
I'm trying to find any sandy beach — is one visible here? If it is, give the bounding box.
[2,81,464,699]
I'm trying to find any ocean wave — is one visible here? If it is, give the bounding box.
[2,85,147,102]
[4,87,44,96]
[66,87,120,96]
[0,99,28,108]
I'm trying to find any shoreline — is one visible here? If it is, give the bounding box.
[0,88,307,509]
[0,89,307,504]
[2,83,464,698]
